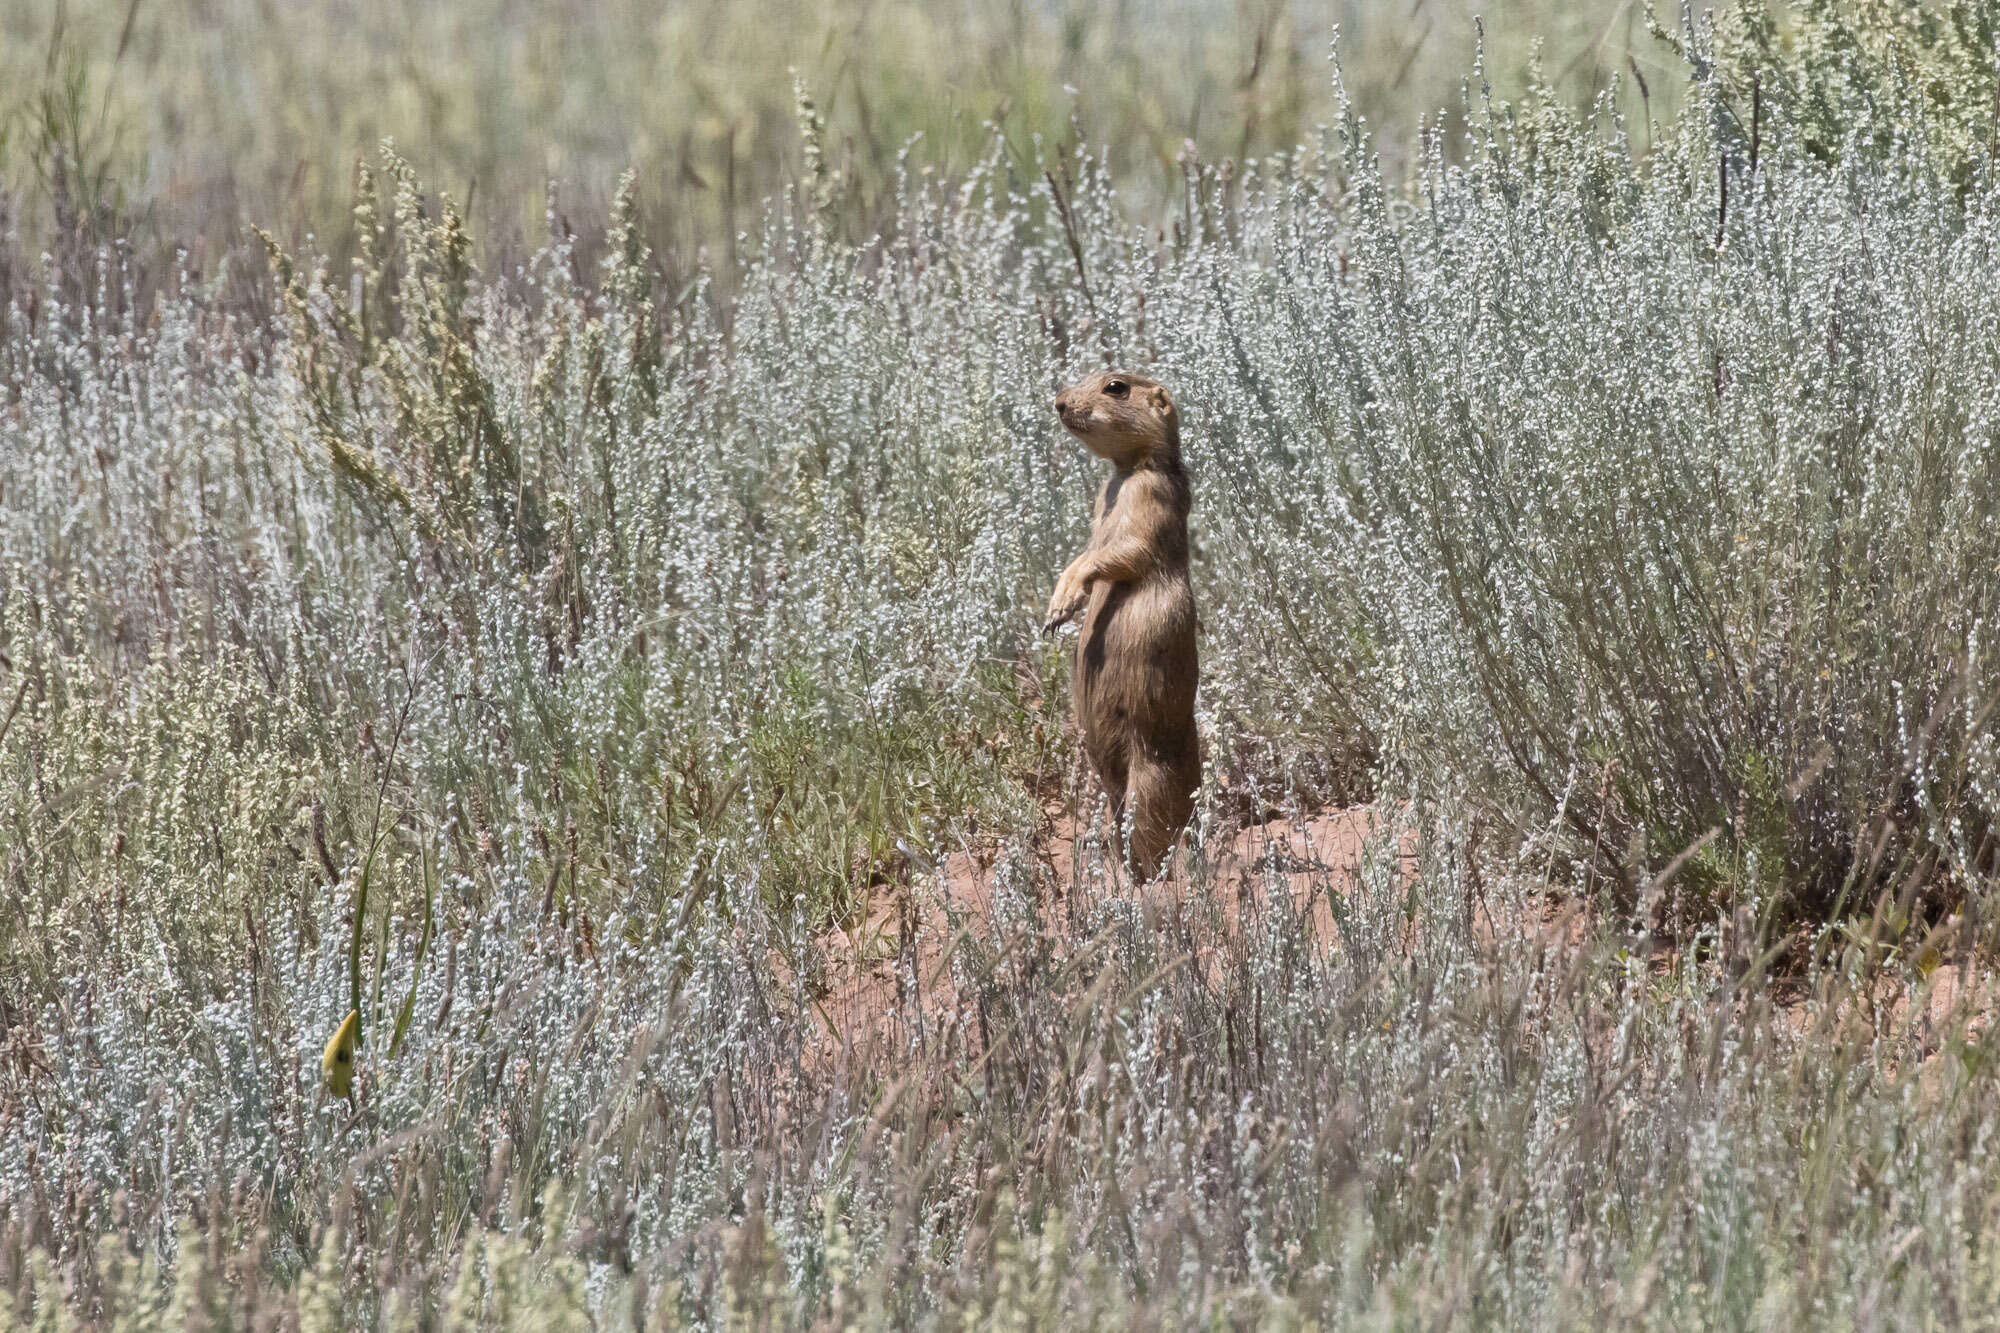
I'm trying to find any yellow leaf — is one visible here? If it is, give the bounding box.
[322,1009,360,1099]
[1917,946,1943,978]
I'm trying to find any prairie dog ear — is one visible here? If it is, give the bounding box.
[1148,384,1177,416]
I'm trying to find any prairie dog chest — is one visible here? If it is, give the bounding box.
[1089,473,1129,543]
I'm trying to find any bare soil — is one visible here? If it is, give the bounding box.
[809,804,1395,1059]
[807,802,2000,1091]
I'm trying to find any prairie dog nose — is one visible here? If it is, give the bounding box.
[1054,390,1080,422]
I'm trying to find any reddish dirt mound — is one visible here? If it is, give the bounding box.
[808,804,2000,1095]
[809,806,1382,1058]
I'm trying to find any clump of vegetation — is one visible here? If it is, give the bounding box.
[0,0,1670,286]
[5,1,2000,1326]
[1709,0,2000,186]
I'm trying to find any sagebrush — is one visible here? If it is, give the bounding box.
[6,5,2000,1328]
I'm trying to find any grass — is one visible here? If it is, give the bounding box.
[7,0,2000,1327]
[0,0,1673,285]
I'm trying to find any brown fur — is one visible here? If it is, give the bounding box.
[1044,371,1200,881]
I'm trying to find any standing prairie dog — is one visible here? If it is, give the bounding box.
[1043,371,1200,881]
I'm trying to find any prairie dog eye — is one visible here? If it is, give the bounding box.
[1104,380,1129,398]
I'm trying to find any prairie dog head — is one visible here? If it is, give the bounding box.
[1054,371,1180,468]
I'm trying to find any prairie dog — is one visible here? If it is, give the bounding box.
[1044,371,1200,880]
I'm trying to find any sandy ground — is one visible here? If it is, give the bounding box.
[806,801,2000,1088]
[809,804,1404,1059]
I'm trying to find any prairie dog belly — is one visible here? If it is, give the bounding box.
[1074,574,1198,737]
